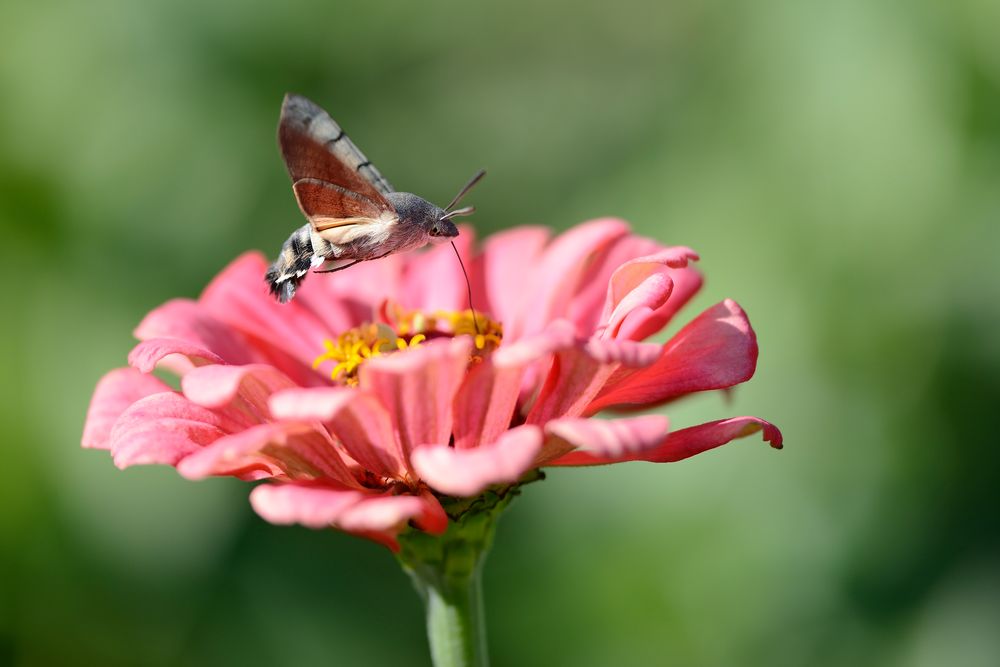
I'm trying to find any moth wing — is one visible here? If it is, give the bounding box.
[292,178,398,245]
[293,178,390,221]
[279,94,395,204]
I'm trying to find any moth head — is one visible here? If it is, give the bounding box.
[430,202,475,244]
[428,217,460,242]
[426,169,486,243]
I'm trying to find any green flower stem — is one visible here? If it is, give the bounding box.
[396,474,543,667]
[405,548,488,667]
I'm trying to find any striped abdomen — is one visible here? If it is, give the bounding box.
[265,223,329,303]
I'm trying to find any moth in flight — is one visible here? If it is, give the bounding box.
[266,93,484,303]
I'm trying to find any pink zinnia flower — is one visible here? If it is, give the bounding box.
[83,219,781,550]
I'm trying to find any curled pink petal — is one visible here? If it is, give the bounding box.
[83,368,172,450]
[412,425,543,497]
[127,338,225,374]
[134,299,256,366]
[566,234,664,333]
[596,247,701,341]
[176,421,355,484]
[622,263,702,342]
[588,299,758,413]
[180,363,297,412]
[548,416,782,466]
[540,414,670,464]
[603,273,674,339]
[360,338,472,459]
[605,247,699,316]
[270,386,408,480]
[109,392,244,469]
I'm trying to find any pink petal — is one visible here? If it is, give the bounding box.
[412,425,543,497]
[547,416,783,466]
[108,392,247,469]
[337,494,432,533]
[359,338,472,460]
[82,368,173,450]
[180,364,297,413]
[452,321,577,449]
[269,387,408,480]
[399,227,476,313]
[526,337,662,424]
[588,299,758,413]
[539,414,670,464]
[603,272,674,340]
[566,234,665,334]
[176,421,355,483]
[622,262,703,342]
[478,226,552,331]
[604,247,699,319]
[510,218,631,340]
[305,249,406,315]
[127,338,226,375]
[199,253,361,376]
[413,490,449,535]
[249,482,367,529]
[134,299,257,366]
[249,483,438,546]
[598,247,701,340]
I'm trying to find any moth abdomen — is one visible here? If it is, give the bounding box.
[266,223,319,303]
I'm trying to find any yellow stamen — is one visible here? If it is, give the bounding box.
[312,305,503,385]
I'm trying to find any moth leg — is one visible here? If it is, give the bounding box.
[314,259,364,274]
[313,251,393,274]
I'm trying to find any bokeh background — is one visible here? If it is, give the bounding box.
[2,0,999,665]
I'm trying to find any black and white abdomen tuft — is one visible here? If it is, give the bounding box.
[266,223,322,303]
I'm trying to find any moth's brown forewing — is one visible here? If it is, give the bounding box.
[278,94,395,209]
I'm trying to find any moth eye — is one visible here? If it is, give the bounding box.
[430,220,459,238]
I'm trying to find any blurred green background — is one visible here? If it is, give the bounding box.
[2,0,999,665]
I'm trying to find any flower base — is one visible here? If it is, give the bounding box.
[396,472,543,667]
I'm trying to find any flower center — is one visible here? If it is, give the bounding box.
[313,305,503,385]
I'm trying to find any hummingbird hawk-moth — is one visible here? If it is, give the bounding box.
[266,93,484,303]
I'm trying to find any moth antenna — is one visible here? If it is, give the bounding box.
[441,205,475,221]
[450,240,481,335]
[444,169,486,212]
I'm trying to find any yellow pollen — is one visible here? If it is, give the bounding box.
[313,306,503,385]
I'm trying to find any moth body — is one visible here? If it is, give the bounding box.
[265,94,475,303]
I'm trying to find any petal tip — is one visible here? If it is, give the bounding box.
[413,425,543,497]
